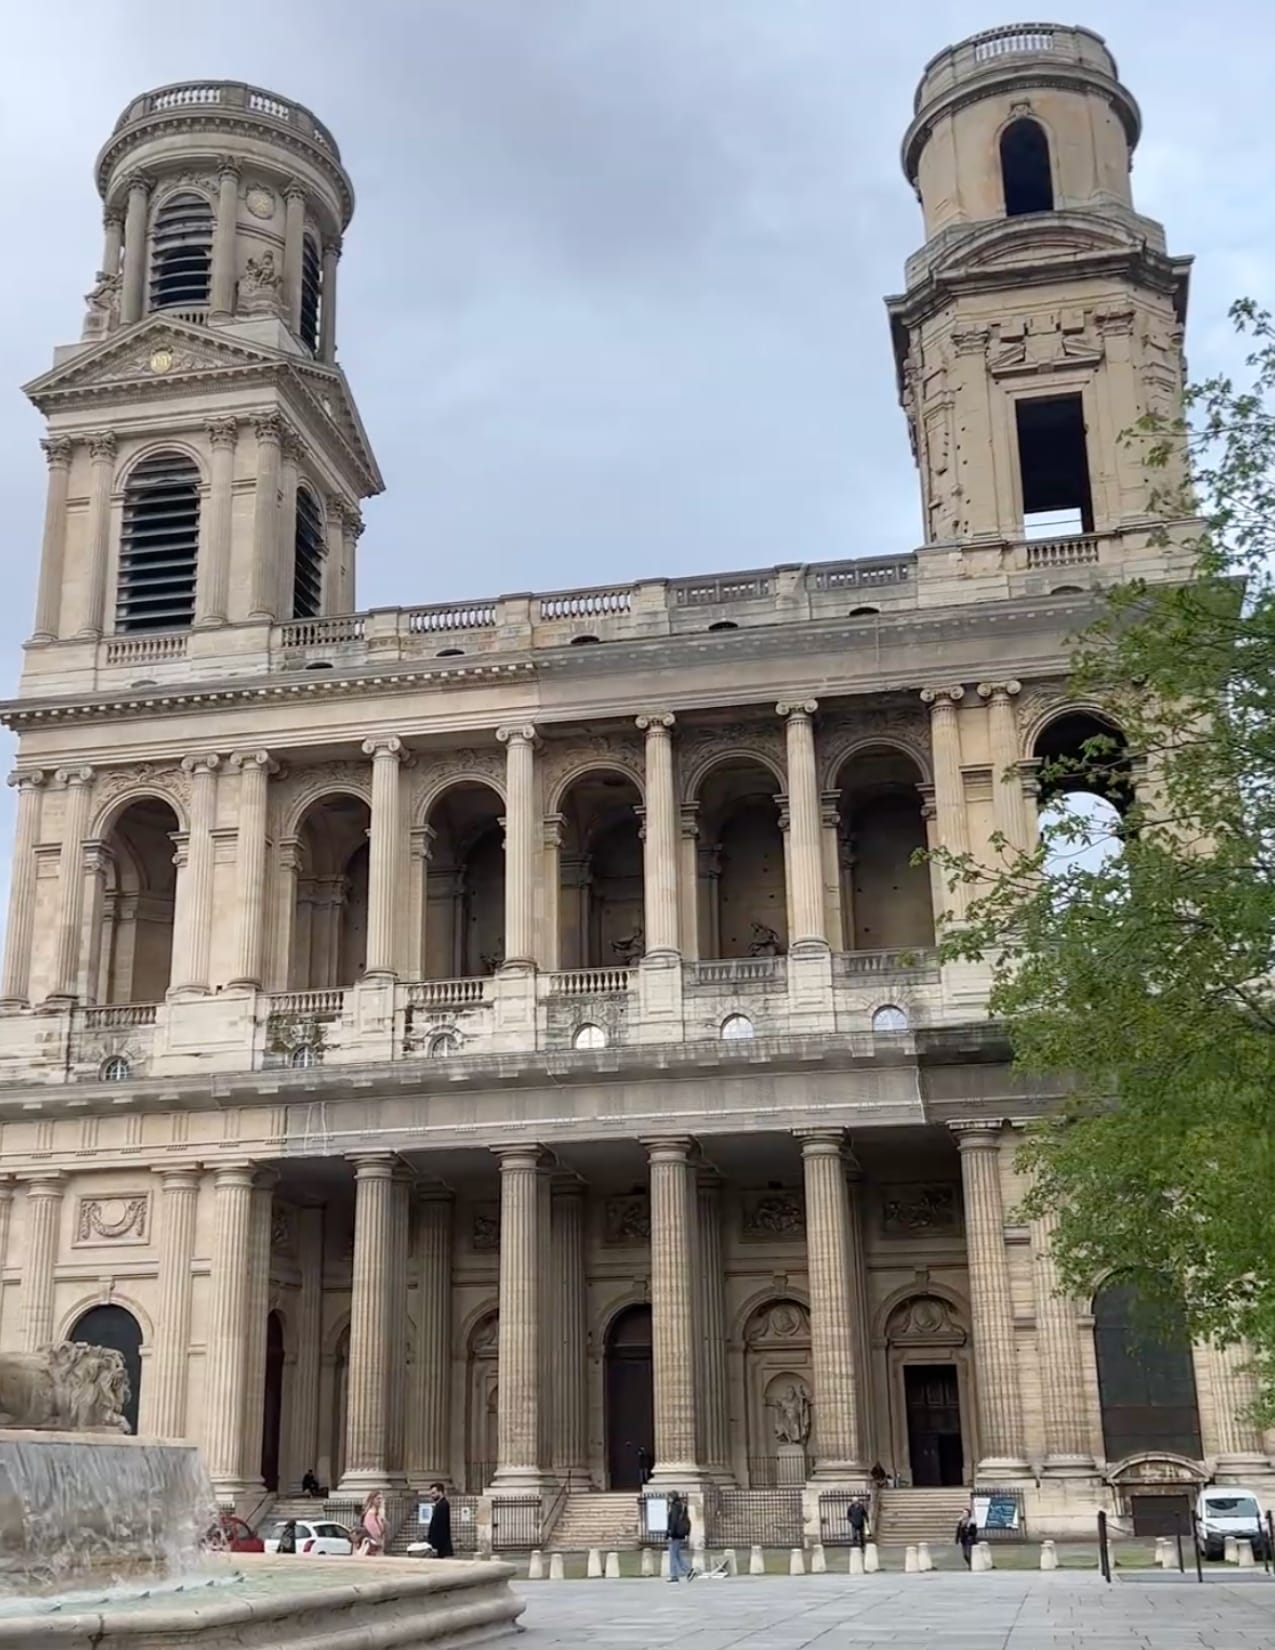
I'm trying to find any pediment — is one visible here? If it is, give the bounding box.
[24,317,287,402]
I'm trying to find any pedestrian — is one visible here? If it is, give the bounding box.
[276,1519,297,1555]
[956,1506,977,1567]
[358,1490,386,1557]
[301,1468,323,1498]
[636,1444,652,1485]
[666,1492,694,1582]
[426,1481,454,1558]
[847,1497,869,1550]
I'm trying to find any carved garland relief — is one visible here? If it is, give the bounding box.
[74,1194,149,1245]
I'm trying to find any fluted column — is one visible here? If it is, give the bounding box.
[921,686,969,917]
[362,737,405,978]
[978,682,1028,858]
[385,1169,412,1477]
[19,1174,65,1351]
[147,1166,201,1438]
[492,1145,546,1488]
[1031,1210,1096,1473]
[101,211,124,278]
[954,1124,1028,1475]
[195,418,237,626]
[209,158,240,321]
[646,1136,702,1481]
[286,1206,324,1491]
[32,437,73,642]
[2,771,47,1004]
[635,712,679,956]
[1207,1343,1268,1469]
[696,1174,731,1479]
[48,766,94,1001]
[283,181,307,333]
[238,1172,275,1489]
[171,755,220,995]
[248,413,283,619]
[778,701,828,948]
[119,173,151,325]
[277,424,303,617]
[496,725,537,968]
[205,1164,256,1493]
[410,1190,453,1482]
[340,1154,399,1491]
[319,239,341,363]
[227,750,275,988]
[799,1131,865,1477]
[77,432,117,639]
[552,1180,590,1484]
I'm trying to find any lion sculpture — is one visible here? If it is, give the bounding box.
[0,1341,131,1433]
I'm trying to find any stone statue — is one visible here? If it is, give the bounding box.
[610,924,644,965]
[0,1342,131,1433]
[747,921,784,957]
[239,249,284,316]
[772,1381,811,1445]
[81,270,122,340]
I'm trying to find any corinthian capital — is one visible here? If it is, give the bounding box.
[41,436,73,469]
[206,416,239,450]
[87,431,117,463]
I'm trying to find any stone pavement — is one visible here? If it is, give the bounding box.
[512,1571,1275,1648]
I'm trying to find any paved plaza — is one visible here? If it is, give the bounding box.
[513,1572,1275,1649]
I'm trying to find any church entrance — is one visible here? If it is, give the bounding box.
[904,1364,964,1487]
[605,1305,654,1490]
[260,1311,285,1492]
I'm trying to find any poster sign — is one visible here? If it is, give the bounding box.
[644,1496,669,1535]
[973,1494,1020,1531]
[418,1503,431,1525]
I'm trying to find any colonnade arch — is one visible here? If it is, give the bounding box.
[693,757,787,959]
[96,796,180,1003]
[833,744,934,952]
[423,781,506,977]
[70,1302,144,1435]
[291,792,370,988]
[554,769,645,968]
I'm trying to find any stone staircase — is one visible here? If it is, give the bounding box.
[547,1492,642,1551]
[875,1488,969,1545]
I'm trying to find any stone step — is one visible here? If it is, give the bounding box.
[875,1490,970,1543]
[549,1492,642,1551]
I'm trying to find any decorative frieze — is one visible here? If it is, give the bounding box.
[603,1194,650,1246]
[740,1189,805,1240]
[74,1192,149,1245]
[471,1206,500,1252]
[745,1299,811,1344]
[880,1182,961,1236]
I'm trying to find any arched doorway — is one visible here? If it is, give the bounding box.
[605,1304,654,1489]
[70,1303,143,1434]
[261,1311,285,1492]
[556,772,645,968]
[1093,1279,1202,1461]
[884,1294,971,1487]
[835,747,934,951]
[743,1299,813,1485]
[292,794,372,988]
[695,760,787,959]
[423,783,506,976]
[97,799,180,1002]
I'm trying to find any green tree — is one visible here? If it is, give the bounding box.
[940,301,1275,1421]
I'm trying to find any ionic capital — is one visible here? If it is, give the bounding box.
[921,685,965,711]
[206,416,239,450]
[228,749,277,775]
[41,436,73,469]
[777,699,818,722]
[496,724,537,748]
[87,431,117,463]
[54,766,94,789]
[361,736,406,762]
[636,711,675,735]
[8,769,47,793]
[181,753,222,778]
[977,681,1022,704]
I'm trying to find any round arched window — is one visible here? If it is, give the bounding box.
[100,1055,131,1082]
[290,1044,322,1069]
[428,1031,461,1058]
[871,1005,909,1034]
[721,1014,755,1041]
[573,1023,607,1050]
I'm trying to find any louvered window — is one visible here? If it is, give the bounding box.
[148,192,213,311]
[299,235,322,353]
[117,454,200,632]
[292,487,325,618]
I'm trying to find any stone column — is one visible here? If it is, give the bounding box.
[248,413,283,620]
[1207,1343,1268,1471]
[195,418,237,626]
[19,1173,65,1351]
[1,771,47,1004]
[120,173,151,325]
[646,1136,702,1481]
[277,425,303,617]
[209,158,240,321]
[798,1131,865,1477]
[978,682,1028,857]
[77,431,117,639]
[1030,1210,1096,1473]
[362,737,405,978]
[409,1189,453,1483]
[239,1173,275,1489]
[48,766,94,1001]
[492,1145,545,1489]
[696,1174,731,1479]
[340,1154,399,1492]
[954,1124,1028,1475]
[171,755,220,995]
[921,686,969,917]
[636,713,679,957]
[283,181,307,333]
[551,1179,590,1484]
[324,498,347,616]
[0,1178,13,1338]
[319,239,341,363]
[385,1170,412,1478]
[32,437,73,642]
[147,1166,201,1438]
[777,701,828,948]
[227,750,275,988]
[101,211,124,278]
[496,725,537,968]
[205,1164,256,1494]
[285,1206,324,1491]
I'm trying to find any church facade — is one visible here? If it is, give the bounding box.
[0,23,1268,1546]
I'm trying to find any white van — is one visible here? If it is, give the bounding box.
[1194,1488,1268,1560]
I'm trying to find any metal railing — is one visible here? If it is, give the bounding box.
[978,1486,1028,1542]
[490,1495,543,1551]
[746,1455,805,1488]
[818,1491,873,1547]
[708,1489,803,1549]
[464,1461,496,1495]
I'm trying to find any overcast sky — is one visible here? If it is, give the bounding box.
[0,1,1271,916]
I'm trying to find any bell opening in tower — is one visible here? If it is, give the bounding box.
[1000,118,1054,217]
[1015,394,1094,540]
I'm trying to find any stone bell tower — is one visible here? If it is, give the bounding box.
[886,24,1192,553]
[21,82,381,680]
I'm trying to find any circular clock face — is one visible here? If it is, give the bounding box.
[245,186,275,220]
[148,348,174,374]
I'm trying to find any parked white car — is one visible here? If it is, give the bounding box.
[263,1519,354,1556]
[1194,1489,1269,1561]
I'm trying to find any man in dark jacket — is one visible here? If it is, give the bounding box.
[426,1482,454,1558]
[847,1499,869,1550]
[956,1507,977,1566]
[666,1493,693,1582]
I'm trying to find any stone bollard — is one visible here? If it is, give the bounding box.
[660,1549,671,1580]
[549,1553,565,1581]
[724,1548,738,1576]
[605,1551,621,1579]
[640,1547,656,1577]
[527,1549,544,1580]
[918,1542,933,1573]
[904,1545,919,1574]
[1153,1537,1170,1569]
[1238,1539,1255,1569]
[977,1541,995,1571]
[587,1548,603,1579]
[811,1543,827,1574]
[789,1547,806,1576]
[849,1546,865,1576]
[749,1545,765,1576]
[864,1542,880,1574]
[1224,1535,1239,1564]
[970,1544,988,1572]
[1040,1540,1058,1572]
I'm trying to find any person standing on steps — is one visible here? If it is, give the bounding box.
[426,1482,454,1559]
[956,1506,977,1567]
[666,1492,694,1582]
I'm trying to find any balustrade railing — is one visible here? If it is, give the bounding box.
[538,587,633,620]
[812,556,914,591]
[277,615,366,648]
[82,1003,158,1030]
[835,948,938,976]
[267,989,346,1017]
[1024,534,1100,569]
[689,957,783,985]
[548,967,634,996]
[406,602,496,633]
[972,25,1055,60]
[407,977,490,1009]
[104,633,188,666]
[672,572,771,606]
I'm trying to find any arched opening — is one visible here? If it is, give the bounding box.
[292,795,371,988]
[884,1294,970,1487]
[466,1311,499,1492]
[299,234,322,354]
[1094,1279,1202,1461]
[696,760,786,960]
[557,771,644,969]
[424,783,506,977]
[1000,118,1054,216]
[743,1299,813,1486]
[117,453,201,633]
[836,747,934,952]
[148,192,213,311]
[261,1310,285,1491]
[1034,712,1131,878]
[70,1303,143,1435]
[98,797,180,1004]
[292,487,325,620]
[605,1304,654,1489]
